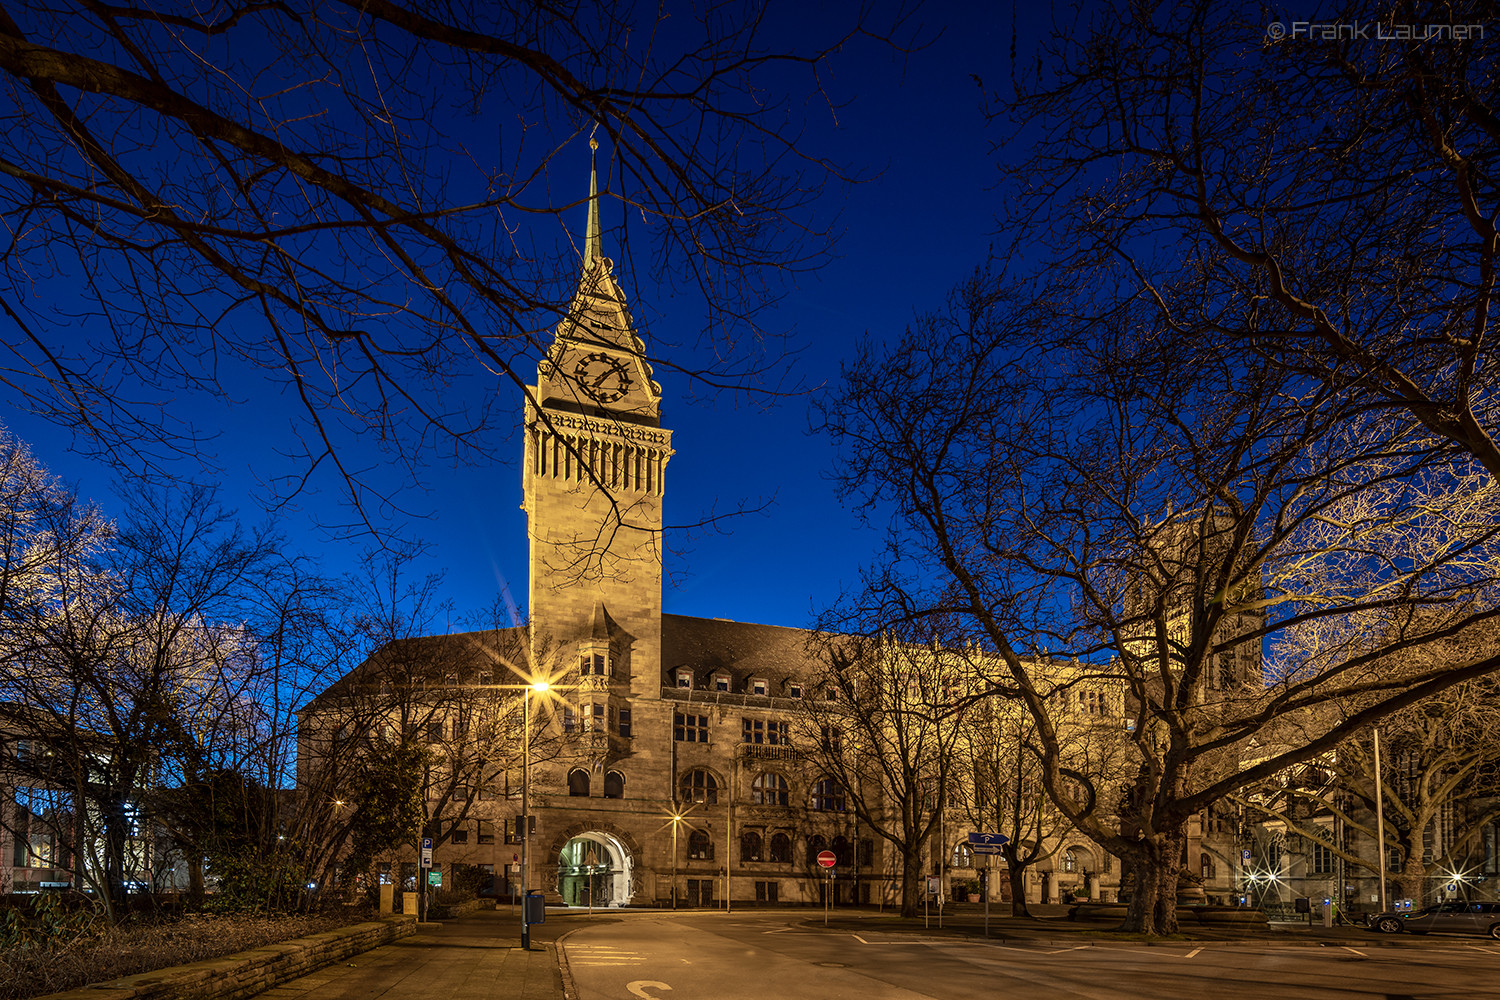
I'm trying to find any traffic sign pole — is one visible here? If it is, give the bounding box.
[816,850,836,925]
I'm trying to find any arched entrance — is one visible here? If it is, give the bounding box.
[558,832,632,907]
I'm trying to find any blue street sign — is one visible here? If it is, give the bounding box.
[421,837,433,850]
[967,832,1010,846]
[971,845,1005,855]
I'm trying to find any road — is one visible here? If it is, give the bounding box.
[559,909,1500,1000]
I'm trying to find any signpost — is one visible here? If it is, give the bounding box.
[966,833,1007,935]
[419,837,434,922]
[817,850,836,925]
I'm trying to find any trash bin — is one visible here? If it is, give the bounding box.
[524,891,545,925]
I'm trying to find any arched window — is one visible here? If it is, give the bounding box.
[604,770,624,799]
[952,843,974,869]
[1062,848,1077,873]
[568,769,590,797]
[741,831,763,862]
[688,829,714,860]
[752,772,789,806]
[806,834,826,866]
[832,835,852,867]
[769,833,792,863]
[1201,852,1215,879]
[811,777,845,812]
[680,769,718,805]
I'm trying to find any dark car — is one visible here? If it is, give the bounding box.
[1368,901,1500,938]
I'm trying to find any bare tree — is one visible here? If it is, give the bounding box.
[816,272,1500,933]
[0,1,905,523]
[797,631,970,917]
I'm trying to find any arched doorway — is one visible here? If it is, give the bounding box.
[558,832,632,907]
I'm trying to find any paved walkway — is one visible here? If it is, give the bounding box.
[256,909,564,1000]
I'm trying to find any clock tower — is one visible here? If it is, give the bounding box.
[523,141,672,698]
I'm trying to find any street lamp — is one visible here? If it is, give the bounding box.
[521,680,549,949]
[670,811,683,910]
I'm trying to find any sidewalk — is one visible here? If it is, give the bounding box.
[255,909,564,1000]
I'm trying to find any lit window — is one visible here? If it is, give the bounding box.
[952,843,974,869]
[1063,849,1076,873]
[680,769,718,804]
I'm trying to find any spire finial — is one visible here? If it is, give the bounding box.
[585,128,601,265]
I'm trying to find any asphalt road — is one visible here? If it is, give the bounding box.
[558,909,1500,1000]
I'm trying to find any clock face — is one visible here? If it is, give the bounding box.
[573,351,632,403]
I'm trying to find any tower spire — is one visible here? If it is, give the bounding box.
[585,133,601,265]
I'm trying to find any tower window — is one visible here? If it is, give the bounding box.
[617,707,633,738]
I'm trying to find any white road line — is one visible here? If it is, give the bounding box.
[852,934,869,944]
[1184,948,1202,959]
[1342,946,1366,957]
[1046,946,1091,955]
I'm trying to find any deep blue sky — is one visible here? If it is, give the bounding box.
[4,3,1025,634]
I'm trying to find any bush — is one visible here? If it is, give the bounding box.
[0,910,365,1000]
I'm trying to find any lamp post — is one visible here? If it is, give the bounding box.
[670,812,682,910]
[521,680,549,949]
[1373,725,1388,912]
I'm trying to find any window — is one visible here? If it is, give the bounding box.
[858,838,873,867]
[787,682,802,699]
[820,726,841,752]
[562,707,576,733]
[454,784,469,801]
[688,829,714,860]
[674,668,692,688]
[1062,849,1076,873]
[741,831,763,862]
[751,679,767,696]
[504,820,521,845]
[1310,839,1333,875]
[742,718,786,744]
[681,769,718,804]
[752,772,789,806]
[1202,852,1218,879]
[580,650,608,676]
[583,703,606,731]
[617,707,633,738]
[952,843,974,869]
[674,712,709,743]
[604,770,624,799]
[452,824,469,844]
[568,769,590,797]
[812,777,846,812]
[478,821,496,845]
[714,673,731,692]
[769,833,792,863]
[755,880,779,902]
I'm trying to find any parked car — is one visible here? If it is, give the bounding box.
[1367,901,1500,938]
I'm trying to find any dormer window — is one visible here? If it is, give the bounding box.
[714,672,731,692]
[786,681,802,699]
[751,678,767,696]
[674,667,693,689]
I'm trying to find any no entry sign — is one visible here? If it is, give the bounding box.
[816,850,837,868]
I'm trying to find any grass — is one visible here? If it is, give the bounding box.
[0,910,368,1000]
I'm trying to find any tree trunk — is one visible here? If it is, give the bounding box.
[1007,865,1032,917]
[1119,824,1186,935]
[900,848,924,917]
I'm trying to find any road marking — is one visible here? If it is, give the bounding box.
[1342,946,1366,956]
[1184,948,1202,959]
[1047,946,1091,955]
[627,983,672,1000]
[852,934,869,944]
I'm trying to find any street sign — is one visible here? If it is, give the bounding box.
[421,837,433,850]
[967,832,1009,847]
[428,871,442,886]
[816,850,837,868]
[1241,849,1252,861]
[420,849,433,868]
[970,845,1004,855]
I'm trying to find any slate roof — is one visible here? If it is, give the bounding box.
[660,613,821,686]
